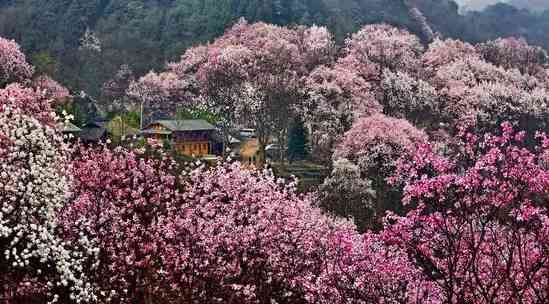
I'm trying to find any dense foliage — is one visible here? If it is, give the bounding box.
[4,0,549,100]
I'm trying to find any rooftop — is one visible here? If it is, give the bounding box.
[62,121,82,133]
[144,119,216,132]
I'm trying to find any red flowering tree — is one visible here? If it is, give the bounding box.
[386,122,549,303]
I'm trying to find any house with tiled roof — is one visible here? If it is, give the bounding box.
[141,119,222,157]
[79,119,109,143]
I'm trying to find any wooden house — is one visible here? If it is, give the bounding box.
[141,120,219,157]
[79,119,109,143]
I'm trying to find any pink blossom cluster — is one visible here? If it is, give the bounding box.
[478,37,549,75]
[0,83,57,126]
[334,113,427,174]
[32,75,70,105]
[304,64,380,160]
[388,123,549,303]
[0,36,34,87]
[343,24,424,77]
[61,147,445,303]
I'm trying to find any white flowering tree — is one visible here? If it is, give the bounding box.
[0,84,95,302]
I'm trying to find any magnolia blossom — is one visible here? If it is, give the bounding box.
[62,147,181,303]
[0,105,94,303]
[300,25,335,68]
[389,123,549,303]
[0,36,34,87]
[422,38,480,75]
[335,114,427,174]
[478,37,549,75]
[343,24,424,77]
[381,69,438,124]
[32,75,70,105]
[330,114,427,227]
[169,19,336,163]
[303,64,381,161]
[127,71,195,124]
[0,83,57,126]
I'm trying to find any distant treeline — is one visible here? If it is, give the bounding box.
[0,0,548,98]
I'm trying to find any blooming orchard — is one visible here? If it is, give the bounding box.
[2,19,549,304]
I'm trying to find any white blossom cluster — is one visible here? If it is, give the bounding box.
[79,28,102,53]
[0,106,97,303]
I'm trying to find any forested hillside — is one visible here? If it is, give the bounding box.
[1,0,549,99]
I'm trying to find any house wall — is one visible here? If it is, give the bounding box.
[175,141,210,156]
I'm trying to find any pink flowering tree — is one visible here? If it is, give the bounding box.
[322,231,442,303]
[421,38,480,76]
[158,162,440,303]
[342,24,424,83]
[32,75,70,106]
[328,114,427,230]
[64,147,430,303]
[61,146,182,303]
[303,64,381,162]
[426,55,546,134]
[0,37,34,88]
[387,122,549,303]
[0,85,94,303]
[477,37,549,76]
[0,83,58,127]
[157,163,352,303]
[298,24,336,70]
[380,69,438,126]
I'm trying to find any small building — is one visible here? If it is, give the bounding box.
[61,121,82,137]
[79,120,108,143]
[240,138,263,168]
[141,120,219,157]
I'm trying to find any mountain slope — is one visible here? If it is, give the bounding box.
[0,0,548,99]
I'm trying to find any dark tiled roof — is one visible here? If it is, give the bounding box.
[145,120,216,132]
[62,122,82,133]
[80,127,107,141]
[83,120,107,129]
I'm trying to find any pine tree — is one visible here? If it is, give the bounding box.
[287,117,309,162]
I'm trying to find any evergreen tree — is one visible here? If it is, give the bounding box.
[287,117,309,162]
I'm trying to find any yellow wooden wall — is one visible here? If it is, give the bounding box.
[175,141,209,157]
